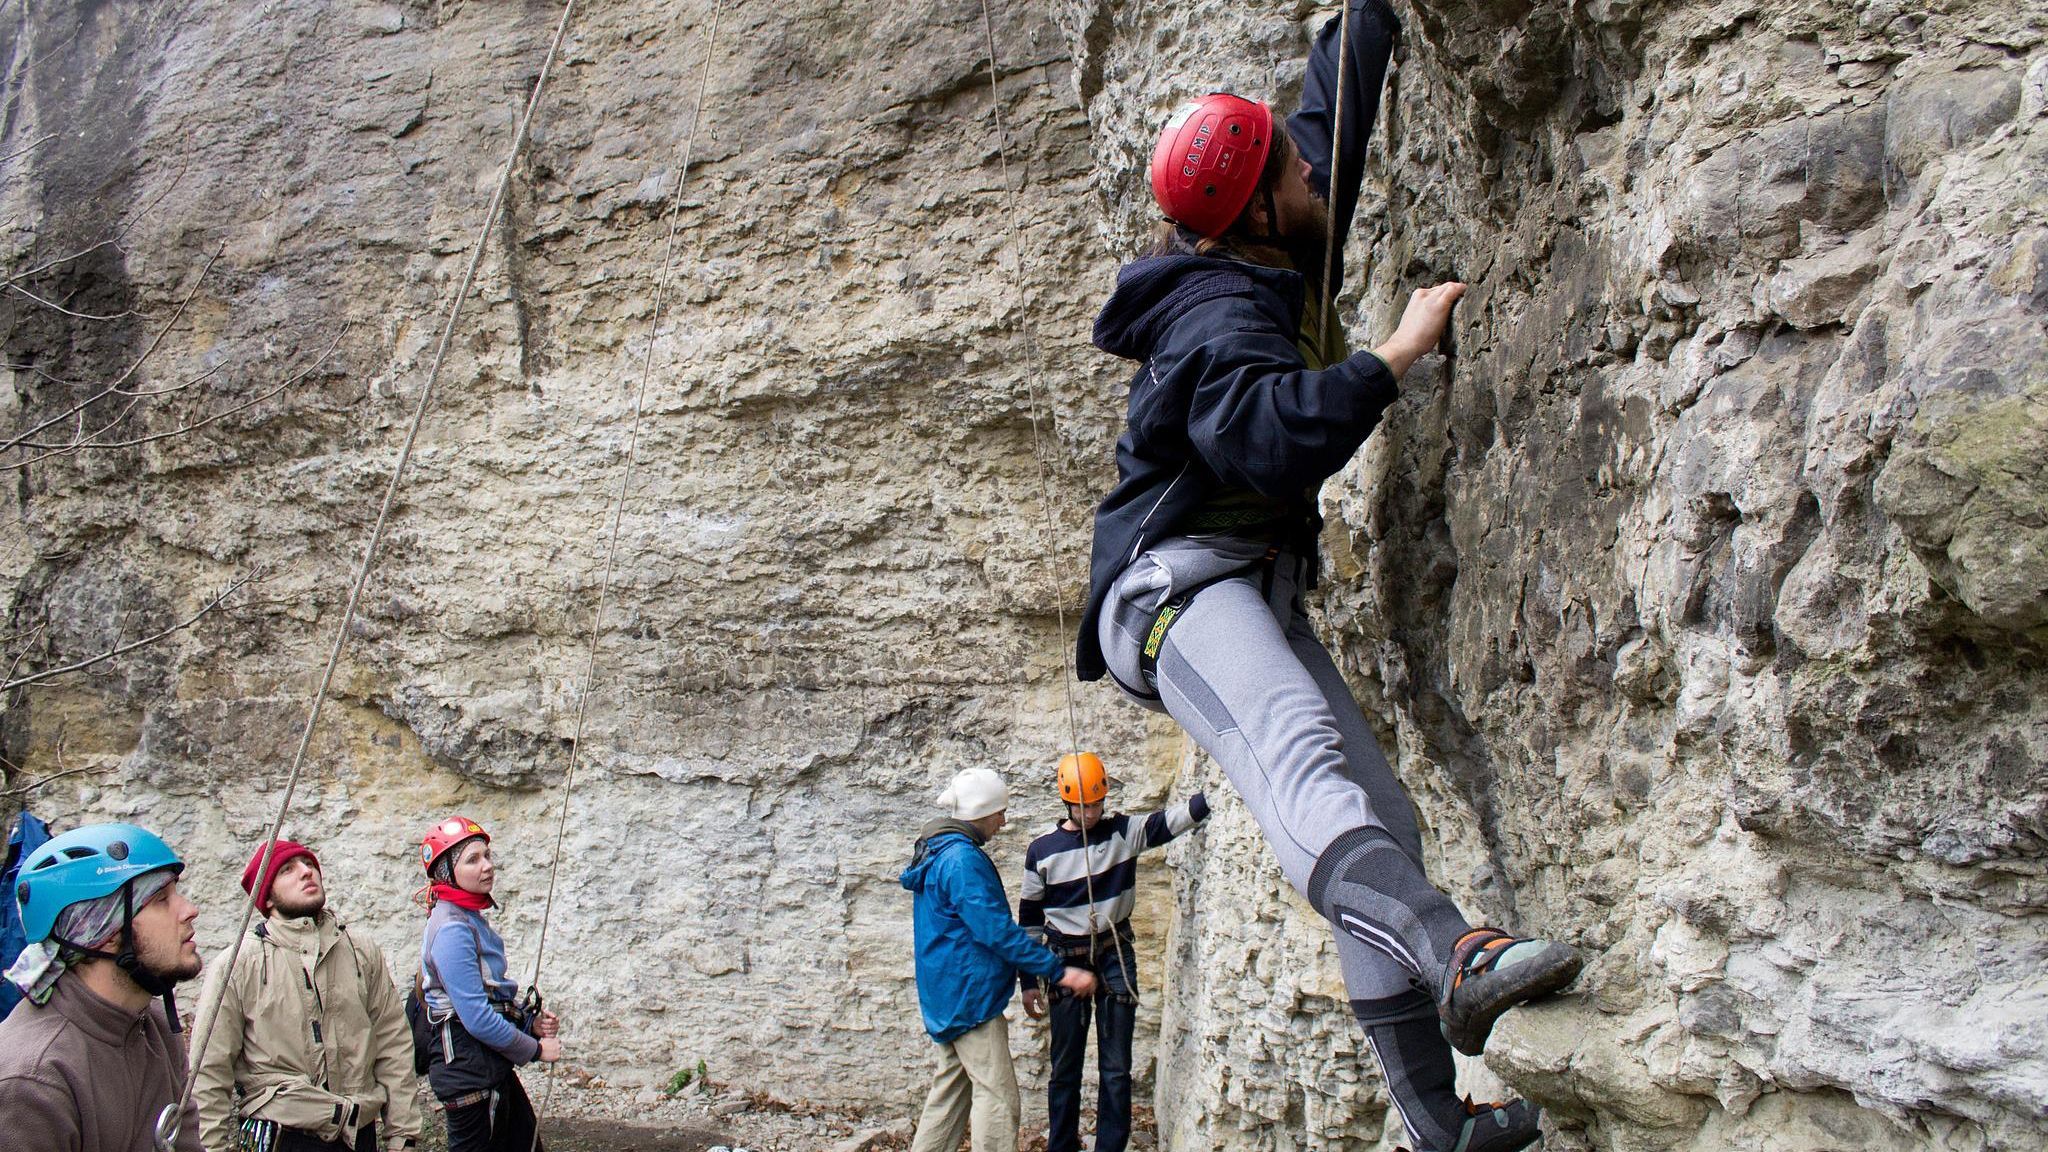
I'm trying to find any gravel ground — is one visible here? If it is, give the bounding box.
[402,1072,1154,1151]
[405,1076,913,1152]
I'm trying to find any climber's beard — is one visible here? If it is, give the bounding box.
[1279,195,1331,289]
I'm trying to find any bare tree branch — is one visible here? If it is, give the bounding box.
[0,131,54,169]
[0,365,217,453]
[9,327,344,465]
[2,618,47,686]
[0,161,192,291]
[3,359,215,399]
[0,762,100,799]
[0,734,101,799]
[13,243,222,401]
[3,238,124,287]
[18,378,266,460]
[16,392,149,456]
[3,279,138,321]
[1,573,252,692]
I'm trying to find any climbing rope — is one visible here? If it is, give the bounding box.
[157,3,583,1149]
[521,4,726,1148]
[974,0,1132,992]
[1317,0,1356,355]
[974,0,1084,761]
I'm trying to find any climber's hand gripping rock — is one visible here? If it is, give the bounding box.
[1371,281,1466,378]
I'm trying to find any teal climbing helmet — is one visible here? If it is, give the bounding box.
[14,823,185,947]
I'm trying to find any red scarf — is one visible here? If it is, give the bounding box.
[431,883,495,911]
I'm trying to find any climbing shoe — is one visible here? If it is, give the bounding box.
[1438,927,1582,1057]
[1445,1097,1542,1152]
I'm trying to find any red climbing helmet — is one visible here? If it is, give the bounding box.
[1150,93,1275,239]
[421,815,489,876]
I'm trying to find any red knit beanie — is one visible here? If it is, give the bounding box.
[241,840,319,914]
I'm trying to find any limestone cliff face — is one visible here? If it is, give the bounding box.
[2,2,2043,1151]
[0,0,1152,1116]
[1073,1,2048,1149]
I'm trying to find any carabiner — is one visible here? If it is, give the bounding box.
[153,1102,182,1152]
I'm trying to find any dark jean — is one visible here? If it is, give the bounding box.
[271,1123,375,1152]
[1046,944,1137,1152]
[442,1077,543,1152]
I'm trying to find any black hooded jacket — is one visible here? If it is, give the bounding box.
[1076,0,1400,680]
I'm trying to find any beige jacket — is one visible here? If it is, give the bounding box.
[0,974,203,1152]
[188,911,420,1152]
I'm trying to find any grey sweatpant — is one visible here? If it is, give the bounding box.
[1099,535,1472,1013]
[1101,536,1483,1147]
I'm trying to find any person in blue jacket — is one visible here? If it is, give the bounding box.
[411,816,562,1152]
[901,767,1096,1152]
[1079,4,1583,1150]
[1,810,53,1020]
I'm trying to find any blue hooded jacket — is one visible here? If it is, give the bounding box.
[900,819,1065,1044]
[1076,0,1400,683]
[1,811,53,1020]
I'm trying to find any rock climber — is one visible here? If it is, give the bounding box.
[190,839,421,1152]
[411,816,563,1152]
[0,821,205,1151]
[1018,753,1208,1152]
[900,766,1099,1152]
[1076,3,1583,1150]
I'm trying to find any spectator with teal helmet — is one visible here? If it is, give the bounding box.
[0,821,205,1151]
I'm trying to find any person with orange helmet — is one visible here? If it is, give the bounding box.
[408,817,562,1152]
[1076,4,1580,1150]
[1018,754,1207,1152]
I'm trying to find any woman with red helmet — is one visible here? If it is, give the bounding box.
[409,817,563,1152]
[1076,4,1581,1151]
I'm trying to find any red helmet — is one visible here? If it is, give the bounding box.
[421,815,489,876]
[1150,93,1274,239]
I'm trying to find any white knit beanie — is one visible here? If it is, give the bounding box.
[937,767,1008,821]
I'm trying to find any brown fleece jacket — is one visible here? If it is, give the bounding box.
[0,973,203,1152]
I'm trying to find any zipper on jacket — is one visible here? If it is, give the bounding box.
[1126,361,1189,565]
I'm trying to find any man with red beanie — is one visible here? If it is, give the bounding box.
[189,840,420,1152]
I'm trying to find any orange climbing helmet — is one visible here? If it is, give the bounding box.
[1150,93,1275,239]
[1057,752,1109,805]
[421,815,489,876]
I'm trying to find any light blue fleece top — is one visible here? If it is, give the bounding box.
[421,901,537,1064]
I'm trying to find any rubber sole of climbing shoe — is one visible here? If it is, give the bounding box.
[1391,1099,1543,1152]
[1450,1098,1542,1152]
[1439,939,1583,1057]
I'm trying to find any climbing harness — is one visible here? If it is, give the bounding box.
[160,4,584,1149]
[1135,547,1282,692]
[1044,923,1141,1008]
[520,4,727,1150]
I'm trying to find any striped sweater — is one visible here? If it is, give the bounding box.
[1017,794,1209,961]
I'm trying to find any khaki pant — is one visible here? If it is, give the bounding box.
[909,1014,1021,1152]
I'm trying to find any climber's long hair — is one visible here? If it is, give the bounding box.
[1145,127,1301,267]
